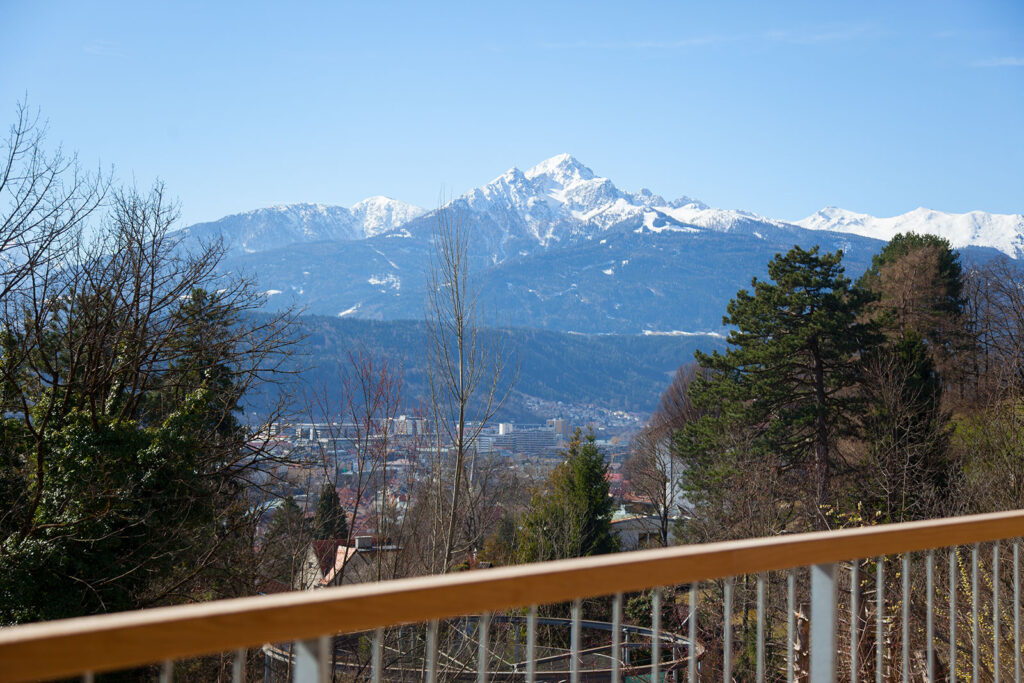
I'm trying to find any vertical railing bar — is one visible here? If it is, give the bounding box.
[426,619,439,683]
[724,577,734,683]
[757,573,766,683]
[478,612,491,683]
[689,583,698,683]
[787,570,795,683]
[318,635,329,683]
[877,557,884,683]
[927,549,934,683]
[994,541,1001,683]
[527,605,537,683]
[82,674,94,683]
[1015,540,1020,683]
[810,563,838,682]
[160,659,172,683]
[652,590,661,683]
[950,547,958,683]
[233,647,245,683]
[851,560,859,683]
[372,627,383,683]
[902,553,910,683]
[973,543,980,682]
[612,592,623,683]
[571,599,582,683]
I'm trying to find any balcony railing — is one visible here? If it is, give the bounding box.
[2,509,1024,682]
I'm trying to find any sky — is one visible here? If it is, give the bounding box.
[2,1,1022,226]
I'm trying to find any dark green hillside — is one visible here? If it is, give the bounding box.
[244,315,726,421]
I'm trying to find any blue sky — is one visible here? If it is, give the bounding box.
[2,1,1022,226]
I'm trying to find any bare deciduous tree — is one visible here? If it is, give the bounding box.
[307,348,407,585]
[625,362,710,546]
[424,205,514,572]
[0,177,299,620]
[0,100,108,306]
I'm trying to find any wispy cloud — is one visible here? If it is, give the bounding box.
[540,36,733,50]
[972,57,1024,67]
[762,24,880,45]
[542,25,879,51]
[83,40,126,59]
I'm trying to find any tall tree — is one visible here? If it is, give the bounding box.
[627,363,711,546]
[260,497,311,588]
[859,232,967,393]
[0,181,297,624]
[679,246,875,517]
[859,331,952,522]
[518,430,617,563]
[854,234,963,520]
[0,100,107,306]
[424,205,514,573]
[312,481,348,541]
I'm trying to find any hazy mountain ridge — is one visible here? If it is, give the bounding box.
[246,315,728,420]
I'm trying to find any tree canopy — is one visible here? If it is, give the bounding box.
[312,480,348,541]
[0,182,295,624]
[678,246,876,516]
[518,429,617,563]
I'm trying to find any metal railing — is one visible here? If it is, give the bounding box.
[2,509,1024,682]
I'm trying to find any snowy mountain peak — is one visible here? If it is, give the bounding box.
[524,153,596,184]
[797,206,1024,259]
[441,154,789,252]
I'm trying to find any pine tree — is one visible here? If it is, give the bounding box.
[518,429,617,563]
[261,497,311,586]
[312,481,348,541]
[679,246,876,514]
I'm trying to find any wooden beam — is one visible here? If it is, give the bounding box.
[2,509,1023,683]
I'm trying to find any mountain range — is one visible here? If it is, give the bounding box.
[181,154,1016,336]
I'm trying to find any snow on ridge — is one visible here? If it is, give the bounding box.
[351,196,426,237]
[642,329,726,338]
[796,206,1024,258]
[367,273,401,290]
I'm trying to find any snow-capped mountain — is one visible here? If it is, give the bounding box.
[179,197,425,253]
[410,153,790,258]
[181,154,1016,335]
[797,206,1024,259]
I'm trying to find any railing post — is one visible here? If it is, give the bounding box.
[757,573,766,683]
[810,563,837,682]
[372,627,383,683]
[612,593,623,683]
[724,577,734,682]
[571,599,582,683]
[478,612,491,683]
[527,605,537,683]
[293,636,328,683]
[651,590,661,683]
[788,570,795,682]
[233,647,245,683]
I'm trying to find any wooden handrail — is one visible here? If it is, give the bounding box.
[2,509,1023,682]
